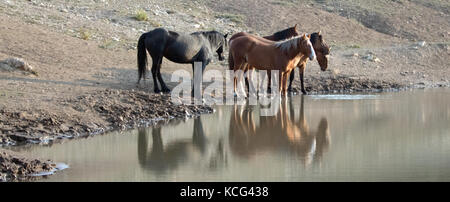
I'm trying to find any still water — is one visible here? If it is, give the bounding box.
[10,89,450,181]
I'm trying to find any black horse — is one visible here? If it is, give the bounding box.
[137,28,228,94]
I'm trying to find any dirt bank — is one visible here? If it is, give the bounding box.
[0,89,213,146]
[0,149,55,182]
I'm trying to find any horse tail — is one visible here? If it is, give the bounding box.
[137,32,148,83]
[228,51,234,70]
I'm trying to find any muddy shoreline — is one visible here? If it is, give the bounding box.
[0,149,57,182]
[0,89,214,147]
[2,76,445,147]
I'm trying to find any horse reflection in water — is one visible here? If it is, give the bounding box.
[137,118,227,173]
[229,96,330,166]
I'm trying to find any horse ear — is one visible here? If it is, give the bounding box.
[318,30,321,35]
[302,33,307,39]
[294,24,298,31]
[224,33,228,39]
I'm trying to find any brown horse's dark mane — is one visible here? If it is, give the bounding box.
[310,32,330,55]
[269,26,297,41]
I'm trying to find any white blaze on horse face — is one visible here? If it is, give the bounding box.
[307,39,316,61]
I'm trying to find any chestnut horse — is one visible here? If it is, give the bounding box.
[228,24,300,52]
[228,25,300,93]
[229,30,330,95]
[229,34,316,96]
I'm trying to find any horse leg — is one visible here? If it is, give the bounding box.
[268,70,272,94]
[157,57,170,93]
[233,58,245,98]
[150,57,160,93]
[244,75,249,95]
[236,64,246,98]
[233,69,238,97]
[191,63,196,97]
[282,72,288,97]
[278,72,284,96]
[244,68,254,97]
[288,68,295,92]
[300,69,307,95]
[247,68,256,97]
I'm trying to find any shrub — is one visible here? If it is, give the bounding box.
[135,10,148,21]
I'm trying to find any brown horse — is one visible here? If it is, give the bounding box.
[288,31,330,94]
[228,25,300,93]
[229,33,316,96]
[229,30,330,95]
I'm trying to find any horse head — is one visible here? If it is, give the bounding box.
[202,31,228,61]
[310,31,330,71]
[216,33,228,61]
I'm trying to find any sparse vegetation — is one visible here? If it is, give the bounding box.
[215,13,245,24]
[269,0,297,6]
[148,19,162,27]
[348,44,361,49]
[99,40,119,50]
[135,9,148,21]
[79,29,92,40]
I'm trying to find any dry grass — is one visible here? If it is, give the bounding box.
[135,9,148,21]
[215,13,245,24]
[79,29,92,40]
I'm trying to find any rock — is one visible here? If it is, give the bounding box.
[112,36,120,41]
[418,41,426,47]
[364,54,374,61]
[59,124,70,132]
[0,58,37,75]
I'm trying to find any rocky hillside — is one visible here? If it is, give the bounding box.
[1,0,448,49]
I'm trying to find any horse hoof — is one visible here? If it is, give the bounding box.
[162,88,171,94]
[154,89,161,94]
[302,91,308,95]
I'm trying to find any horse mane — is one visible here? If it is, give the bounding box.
[274,36,305,54]
[310,32,320,45]
[271,27,296,41]
[193,31,225,47]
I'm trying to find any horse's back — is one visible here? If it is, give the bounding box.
[143,28,170,51]
[231,35,274,54]
[230,32,273,45]
[230,35,285,70]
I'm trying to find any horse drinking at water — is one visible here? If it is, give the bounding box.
[229,33,316,96]
[137,28,227,94]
